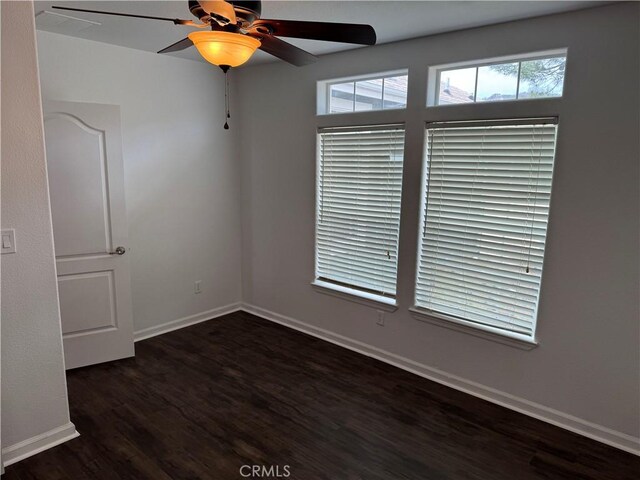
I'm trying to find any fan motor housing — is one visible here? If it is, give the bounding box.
[188,1,262,26]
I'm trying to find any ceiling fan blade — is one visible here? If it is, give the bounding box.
[253,34,317,67]
[253,19,376,45]
[158,37,194,54]
[51,5,194,25]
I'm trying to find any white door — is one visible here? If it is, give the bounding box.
[43,101,134,369]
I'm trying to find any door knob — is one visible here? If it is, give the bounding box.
[109,246,126,255]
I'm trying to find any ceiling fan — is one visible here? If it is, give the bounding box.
[51,1,377,68]
[51,1,376,129]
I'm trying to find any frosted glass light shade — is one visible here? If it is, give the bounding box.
[188,31,260,68]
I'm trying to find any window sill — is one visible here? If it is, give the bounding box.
[409,307,538,350]
[311,280,398,312]
[426,95,563,109]
[316,106,406,117]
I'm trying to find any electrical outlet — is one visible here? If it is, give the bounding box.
[377,310,385,326]
[194,281,202,294]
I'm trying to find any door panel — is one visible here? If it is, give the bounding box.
[58,271,117,335]
[46,113,111,257]
[44,101,134,369]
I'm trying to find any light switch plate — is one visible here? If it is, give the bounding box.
[1,229,16,254]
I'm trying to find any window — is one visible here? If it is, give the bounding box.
[315,125,405,300]
[429,50,567,106]
[318,71,408,114]
[415,119,558,341]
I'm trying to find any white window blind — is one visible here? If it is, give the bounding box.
[416,119,558,338]
[316,125,405,297]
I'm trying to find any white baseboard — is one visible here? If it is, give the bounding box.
[2,422,79,468]
[134,302,242,342]
[241,303,640,456]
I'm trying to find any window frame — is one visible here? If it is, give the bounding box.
[427,48,568,107]
[317,69,409,116]
[412,116,559,348]
[312,50,566,347]
[313,123,406,309]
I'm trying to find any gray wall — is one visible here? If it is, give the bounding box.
[1,0,72,449]
[236,2,640,449]
[36,31,243,335]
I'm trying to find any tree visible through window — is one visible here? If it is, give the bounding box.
[434,52,567,105]
[491,57,566,98]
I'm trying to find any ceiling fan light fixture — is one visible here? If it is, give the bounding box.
[188,30,260,67]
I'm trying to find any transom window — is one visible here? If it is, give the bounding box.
[428,50,567,106]
[318,71,408,115]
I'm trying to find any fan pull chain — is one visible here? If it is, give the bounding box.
[221,65,231,129]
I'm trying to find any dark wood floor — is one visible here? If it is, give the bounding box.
[4,311,639,479]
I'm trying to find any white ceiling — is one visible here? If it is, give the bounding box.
[34,0,607,65]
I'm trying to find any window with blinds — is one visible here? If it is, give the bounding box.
[316,125,405,298]
[415,119,558,339]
